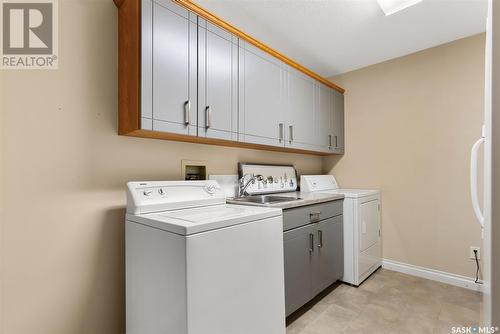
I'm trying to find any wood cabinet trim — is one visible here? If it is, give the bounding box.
[117,0,141,135]
[124,130,332,156]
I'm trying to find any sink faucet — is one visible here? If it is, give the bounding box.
[239,174,264,197]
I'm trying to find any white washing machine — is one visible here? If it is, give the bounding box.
[301,175,381,286]
[126,180,285,334]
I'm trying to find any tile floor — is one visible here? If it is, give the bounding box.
[286,269,481,334]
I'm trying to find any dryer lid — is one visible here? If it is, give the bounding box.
[300,175,339,192]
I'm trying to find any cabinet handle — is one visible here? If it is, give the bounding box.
[309,233,314,253]
[309,211,321,222]
[279,123,284,142]
[289,125,293,143]
[318,230,323,248]
[335,135,338,148]
[328,134,332,148]
[205,106,211,129]
[184,100,190,125]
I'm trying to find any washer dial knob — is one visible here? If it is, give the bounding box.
[205,184,217,195]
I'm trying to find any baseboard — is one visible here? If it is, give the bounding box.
[382,259,483,292]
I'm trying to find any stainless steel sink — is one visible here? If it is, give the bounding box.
[230,195,302,205]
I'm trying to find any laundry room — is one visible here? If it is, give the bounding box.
[0,0,499,333]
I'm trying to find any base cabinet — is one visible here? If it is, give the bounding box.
[283,202,344,316]
[283,224,315,316]
[312,216,344,296]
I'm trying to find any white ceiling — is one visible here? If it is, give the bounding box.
[194,0,488,77]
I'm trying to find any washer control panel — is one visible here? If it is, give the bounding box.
[126,181,225,214]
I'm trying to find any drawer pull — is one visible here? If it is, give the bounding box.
[318,230,323,248]
[205,105,212,128]
[309,233,314,253]
[184,100,191,125]
[309,211,321,222]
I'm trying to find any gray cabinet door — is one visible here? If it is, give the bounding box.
[152,1,197,135]
[198,21,238,141]
[312,215,344,296]
[316,83,334,152]
[239,42,285,147]
[283,224,314,316]
[285,69,319,151]
[332,90,345,153]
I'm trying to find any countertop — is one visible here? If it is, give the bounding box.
[226,191,344,210]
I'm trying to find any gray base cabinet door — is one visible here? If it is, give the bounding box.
[198,21,238,141]
[312,215,344,296]
[152,1,197,135]
[284,224,315,316]
[239,42,285,147]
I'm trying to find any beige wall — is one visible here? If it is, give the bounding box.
[0,1,487,333]
[325,33,486,279]
[0,1,322,333]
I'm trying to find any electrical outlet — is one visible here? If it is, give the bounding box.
[470,247,481,260]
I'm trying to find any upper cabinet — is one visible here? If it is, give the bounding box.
[239,42,286,147]
[116,0,345,155]
[332,90,345,154]
[317,83,334,152]
[198,21,238,141]
[285,68,319,152]
[150,0,197,135]
[316,83,345,153]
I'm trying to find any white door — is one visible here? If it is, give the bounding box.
[359,199,380,252]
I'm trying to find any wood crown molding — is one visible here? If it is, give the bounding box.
[173,0,345,94]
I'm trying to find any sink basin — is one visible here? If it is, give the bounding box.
[231,195,302,205]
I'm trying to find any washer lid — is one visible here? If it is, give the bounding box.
[126,204,282,235]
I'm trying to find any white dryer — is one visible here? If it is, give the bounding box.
[301,175,381,286]
[126,180,285,334]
